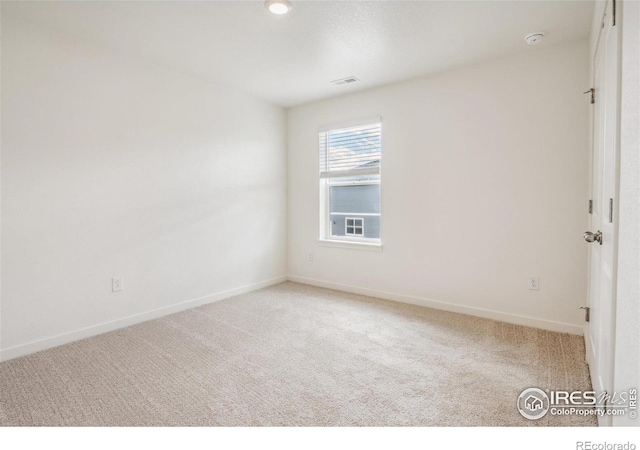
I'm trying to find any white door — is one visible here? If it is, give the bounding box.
[585,0,620,427]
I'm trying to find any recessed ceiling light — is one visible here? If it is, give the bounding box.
[265,0,292,15]
[524,33,545,45]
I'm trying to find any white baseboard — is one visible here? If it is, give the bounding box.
[0,276,287,362]
[0,274,582,362]
[287,275,583,335]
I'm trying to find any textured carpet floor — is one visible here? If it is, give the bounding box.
[0,281,596,426]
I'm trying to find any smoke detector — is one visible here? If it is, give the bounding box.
[331,76,359,86]
[524,33,545,45]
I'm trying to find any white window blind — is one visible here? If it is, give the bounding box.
[319,122,381,179]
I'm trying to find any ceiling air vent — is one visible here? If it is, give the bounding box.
[331,76,359,86]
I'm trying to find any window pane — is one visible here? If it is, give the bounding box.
[330,184,380,214]
[329,184,380,239]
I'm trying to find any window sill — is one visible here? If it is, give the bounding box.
[317,239,383,252]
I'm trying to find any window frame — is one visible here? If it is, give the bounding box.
[318,118,382,248]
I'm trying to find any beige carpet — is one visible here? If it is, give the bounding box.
[0,281,596,426]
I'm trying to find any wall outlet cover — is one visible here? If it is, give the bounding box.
[112,277,124,292]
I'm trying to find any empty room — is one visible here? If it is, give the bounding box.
[0,0,638,443]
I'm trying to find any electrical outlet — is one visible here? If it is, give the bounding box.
[308,252,314,262]
[528,277,539,291]
[112,277,124,292]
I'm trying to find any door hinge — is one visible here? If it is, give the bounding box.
[580,306,590,322]
[609,198,614,223]
[584,88,595,104]
[588,199,593,214]
[613,0,616,26]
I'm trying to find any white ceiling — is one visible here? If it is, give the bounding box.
[3,1,594,108]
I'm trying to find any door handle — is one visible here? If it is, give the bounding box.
[583,230,602,245]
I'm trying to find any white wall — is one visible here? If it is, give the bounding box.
[0,16,287,360]
[288,41,590,334]
[613,0,640,427]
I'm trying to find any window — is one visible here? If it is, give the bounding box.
[345,218,364,236]
[319,119,381,244]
